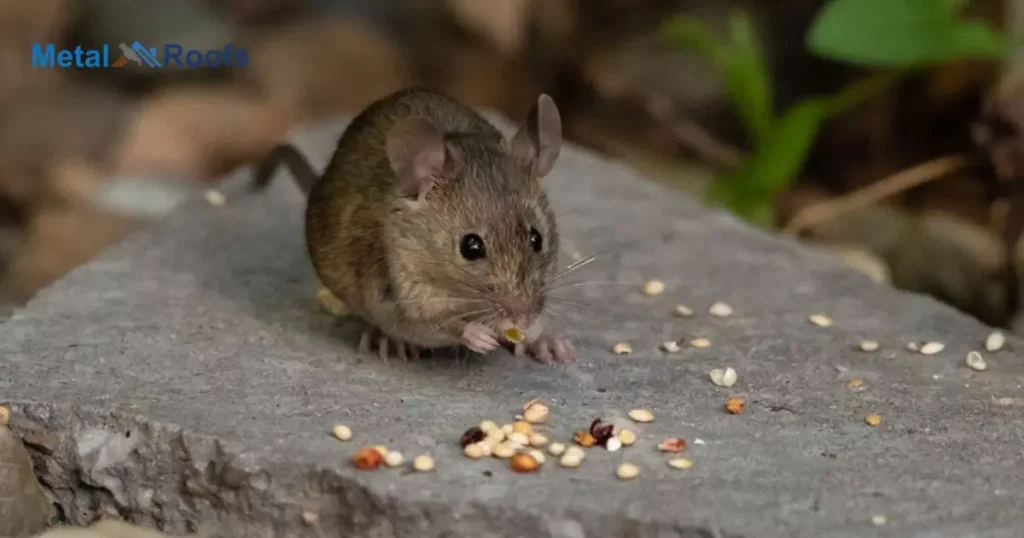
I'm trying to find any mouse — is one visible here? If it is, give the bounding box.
[253,87,575,364]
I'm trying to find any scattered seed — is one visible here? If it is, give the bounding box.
[809,314,833,327]
[612,342,633,355]
[905,342,920,352]
[460,426,486,448]
[661,340,681,353]
[510,452,541,473]
[372,445,389,457]
[709,367,737,388]
[709,302,733,317]
[643,280,666,296]
[589,418,615,445]
[986,331,1006,352]
[693,438,706,445]
[865,413,882,426]
[547,442,567,456]
[484,430,506,445]
[871,514,887,527]
[847,378,866,391]
[628,409,654,423]
[384,451,405,467]
[503,327,525,343]
[605,437,623,452]
[493,442,518,459]
[573,431,597,447]
[512,421,533,435]
[501,423,514,436]
[725,397,746,415]
[352,447,384,470]
[302,511,320,525]
[858,340,879,352]
[919,342,944,355]
[690,338,711,348]
[565,445,585,458]
[667,457,693,470]
[966,351,987,371]
[412,454,435,472]
[522,399,550,423]
[616,463,640,480]
[528,449,547,465]
[331,424,352,441]
[204,189,226,207]
[0,406,8,426]
[559,452,583,468]
[464,443,485,459]
[657,437,686,453]
[479,420,499,434]
[674,304,694,317]
[477,441,494,457]
[617,429,636,446]
[529,433,549,448]
[509,432,530,446]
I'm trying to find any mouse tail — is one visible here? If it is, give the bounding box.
[252,144,319,195]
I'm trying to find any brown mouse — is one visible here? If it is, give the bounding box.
[254,87,574,364]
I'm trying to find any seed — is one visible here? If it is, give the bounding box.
[493,442,518,459]
[709,367,737,388]
[528,449,547,465]
[372,445,389,457]
[573,431,597,447]
[858,340,879,352]
[661,340,681,353]
[605,437,623,452]
[690,338,711,348]
[847,378,866,391]
[529,433,549,448]
[332,424,352,441]
[352,447,384,470]
[628,409,654,423]
[384,451,405,467]
[509,432,530,446]
[203,189,226,207]
[919,342,944,355]
[412,454,435,472]
[547,442,567,456]
[509,452,541,472]
[484,430,505,445]
[617,429,636,446]
[512,421,533,435]
[522,399,549,423]
[966,351,987,371]
[986,331,1005,352]
[616,463,640,480]
[479,420,499,434]
[302,511,320,524]
[501,423,514,436]
[565,446,585,460]
[693,438,705,445]
[905,342,920,352]
[865,413,882,426]
[464,443,485,459]
[725,397,745,414]
[612,342,633,355]
[477,441,493,457]
[0,406,8,426]
[559,452,583,468]
[871,514,887,527]
[667,457,693,469]
[657,437,686,452]
[503,327,525,343]
[709,302,733,317]
[809,314,833,327]
[460,426,486,448]
[674,304,694,317]
[642,280,666,296]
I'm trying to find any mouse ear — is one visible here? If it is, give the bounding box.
[386,116,446,201]
[511,93,562,179]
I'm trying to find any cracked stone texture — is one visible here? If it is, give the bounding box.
[0,425,52,537]
[2,115,1024,538]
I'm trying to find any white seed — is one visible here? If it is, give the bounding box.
[709,367,737,388]
[693,438,706,445]
[628,409,654,423]
[522,400,550,423]
[493,442,517,459]
[986,331,1006,352]
[331,424,352,441]
[667,457,693,469]
[529,433,549,448]
[690,338,711,348]
[858,340,879,352]
[966,351,987,371]
[373,445,389,457]
[559,452,583,468]
[642,280,665,296]
[605,437,623,452]
[616,462,640,480]
[501,423,514,436]
[612,342,633,355]
[661,340,681,353]
[546,442,567,457]
[203,189,226,207]
[509,432,530,446]
[564,445,585,459]
[477,442,493,457]
[871,514,887,527]
[919,342,945,355]
[527,449,547,465]
[412,454,434,472]
[674,304,694,317]
[905,341,920,352]
[809,314,833,327]
[479,420,499,434]
[384,451,405,467]
[709,302,733,317]
[485,430,505,444]
[464,443,485,459]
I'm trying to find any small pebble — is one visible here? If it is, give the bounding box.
[690,338,711,348]
[203,189,226,207]
[617,429,636,446]
[661,340,681,353]
[331,424,352,441]
[986,331,1005,352]
[709,302,733,317]
[871,514,887,527]
[605,437,623,452]
[674,304,694,317]
[547,442,567,456]
[628,409,655,423]
[616,462,640,480]
[412,454,435,472]
[858,340,879,352]
[865,413,882,426]
[383,451,405,467]
[709,367,737,388]
[612,342,633,355]
[667,457,693,470]
[966,351,987,371]
[643,280,665,296]
[302,511,320,524]
[919,342,944,355]
[809,314,833,327]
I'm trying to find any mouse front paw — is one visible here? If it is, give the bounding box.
[461,323,500,354]
[514,333,575,364]
[358,329,421,362]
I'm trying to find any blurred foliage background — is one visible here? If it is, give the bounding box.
[1,0,1024,333]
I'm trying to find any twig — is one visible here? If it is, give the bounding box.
[782,154,971,236]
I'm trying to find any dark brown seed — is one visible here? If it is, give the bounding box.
[460,426,485,448]
[589,418,615,446]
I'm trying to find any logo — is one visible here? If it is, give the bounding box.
[31,41,248,69]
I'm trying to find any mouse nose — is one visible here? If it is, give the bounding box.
[501,298,535,323]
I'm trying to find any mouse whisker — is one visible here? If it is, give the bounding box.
[543,280,635,293]
[546,245,623,283]
[543,296,592,311]
[424,307,497,335]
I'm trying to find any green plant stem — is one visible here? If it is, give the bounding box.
[825,69,906,116]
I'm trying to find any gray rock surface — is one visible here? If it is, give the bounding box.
[2,117,1024,538]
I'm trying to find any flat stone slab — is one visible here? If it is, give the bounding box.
[3,116,1024,538]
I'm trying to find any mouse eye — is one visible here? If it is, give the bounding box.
[460,233,486,261]
[529,227,543,253]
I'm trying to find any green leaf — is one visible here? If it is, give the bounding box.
[948,21,1006,59]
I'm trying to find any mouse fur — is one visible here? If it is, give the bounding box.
[254,87,574,364]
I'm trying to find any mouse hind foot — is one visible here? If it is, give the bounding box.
[514,333,575,364]
[358,329,422,362]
